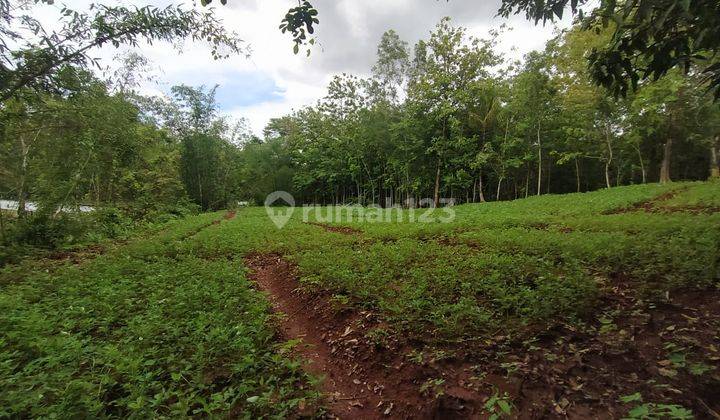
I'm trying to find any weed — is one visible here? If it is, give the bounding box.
[419,378,446,398]
[620,393,693,420]
[483,389,514,419]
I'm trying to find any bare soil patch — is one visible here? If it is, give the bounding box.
[47,244,106,264]
[244,253,466,418]
[469,276,720,419]
[213,210,237,225]
[602,187,720,215]
[245,253,720,418]
[307,222,362,235]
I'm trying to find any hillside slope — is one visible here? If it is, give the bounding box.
[1,182,718,418]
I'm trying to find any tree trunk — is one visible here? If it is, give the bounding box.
[604,123,613,189]
[524,166,530,199]
[496,177,504,201]
[659,137,673,184]
[433,159,441,208]
[634,144,647,184]
[478,172,486,203]
[0,204,5,242]
[17,136,29,219]
[710,136,719,179]
[536,124,542,196]
[604,163,611,189]
[574,157,581,193]
[546,160,551,194]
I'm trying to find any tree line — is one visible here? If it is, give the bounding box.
[1,1,719,258]
[239,20,720,207]
[3,18,717,221]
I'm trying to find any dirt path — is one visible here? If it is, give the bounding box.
[603,186,720,214]
[306,221,362,235]
[244,253,444,419]
[245,252,720,419]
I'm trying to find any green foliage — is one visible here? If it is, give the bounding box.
[279,1,319,56]
[184,182,719,343]
[0,1,244,103]
[0,213,318,417]
[11,213,88,249]
[620,393,693,419]
[484,389,514,420]
[241,18,719,207]
[1,183,716,416]
[498,0,720,100]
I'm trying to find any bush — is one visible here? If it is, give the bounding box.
[90,207,132,238]
[12,212,88,249]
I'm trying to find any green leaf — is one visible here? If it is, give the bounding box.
[620,392,643,403]
[627,404,651,418]
[498,400,512,414]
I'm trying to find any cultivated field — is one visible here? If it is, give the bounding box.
[1,182,719,418]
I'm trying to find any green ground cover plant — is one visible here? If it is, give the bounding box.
[1,182,718,416]
[0,213,318,417]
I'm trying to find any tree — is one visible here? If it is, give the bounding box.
[510,51,557,195]
[168,85,241,210]
[0,0,244,103]
[497,0,720,100]
[0,67,194,219]
[407,18,502,206]
[372,30,410,103]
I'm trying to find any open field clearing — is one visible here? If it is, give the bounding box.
[1,181,718,418]
[4,1,720,418]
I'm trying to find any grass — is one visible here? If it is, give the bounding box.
[1,181,718,416]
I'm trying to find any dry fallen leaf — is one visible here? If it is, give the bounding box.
[383,402,394,416]
[658,367,677,377]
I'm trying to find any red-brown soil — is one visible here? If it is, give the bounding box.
[245,253,720,419]
[244,253,461,419]
[47,244,106,264]
[213,210,237,224]
[307,222,362,235]
[604,187,720,215]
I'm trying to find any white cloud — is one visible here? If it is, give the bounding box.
[25,0,571,135]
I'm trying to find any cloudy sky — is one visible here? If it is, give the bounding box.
[34,0,570,135]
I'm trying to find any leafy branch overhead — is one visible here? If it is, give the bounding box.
[0,0,245,102]
[279,1,319,56]
[497,0,720,99]
[201,0,319,55]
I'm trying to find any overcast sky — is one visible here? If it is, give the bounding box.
[33,0,570,135]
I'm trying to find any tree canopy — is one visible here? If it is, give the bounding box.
[498,0,720,99]
[0,0,244,103]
